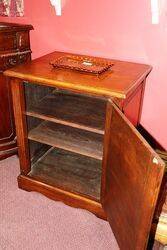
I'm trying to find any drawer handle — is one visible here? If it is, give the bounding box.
[8,58,17,66]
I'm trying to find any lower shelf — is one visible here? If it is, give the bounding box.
[28,148,102,201]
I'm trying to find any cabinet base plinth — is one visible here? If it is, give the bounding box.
[18,174,107,220]
[0,140,17,160]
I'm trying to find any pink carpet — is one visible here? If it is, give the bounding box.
[0,156,119,250]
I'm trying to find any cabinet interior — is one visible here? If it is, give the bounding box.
[24,82,107,201]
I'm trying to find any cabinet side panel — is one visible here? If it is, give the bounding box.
[10,78,30,174]
[123,82,145,127]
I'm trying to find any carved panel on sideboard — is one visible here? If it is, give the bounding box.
[0,22,33,160]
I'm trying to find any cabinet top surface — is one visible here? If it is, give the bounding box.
[4,51,152,98]
[0,22,33,32]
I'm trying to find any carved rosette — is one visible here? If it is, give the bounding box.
[0,51,31,71]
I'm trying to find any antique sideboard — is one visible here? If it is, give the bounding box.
[4,51,167,249]
[0,22,33,160]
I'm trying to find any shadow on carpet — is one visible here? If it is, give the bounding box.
[0,156,119,250]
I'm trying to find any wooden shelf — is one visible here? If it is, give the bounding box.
[28,121,103,160]
[26,91,106,135]
[28,148,102,201]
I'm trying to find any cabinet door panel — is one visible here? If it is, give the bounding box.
[102,100,165,250]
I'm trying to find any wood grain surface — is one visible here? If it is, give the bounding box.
[0,22,33,160]
[28,121,103,160]
[18,174,106,219]
[102,101,165,250]
[4,51,152,99]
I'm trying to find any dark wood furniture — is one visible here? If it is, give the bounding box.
[155,185,167,247]
[0,22,33,160]
[4,51,166,250]
[154,151,167,247]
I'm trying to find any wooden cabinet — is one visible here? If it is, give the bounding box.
[4,51,166,249]
[0,22,33,160]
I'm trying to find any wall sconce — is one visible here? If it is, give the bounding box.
[151,0,159,24]
[50,0,61,16]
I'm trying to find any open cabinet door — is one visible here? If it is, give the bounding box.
[101,100,165,250]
